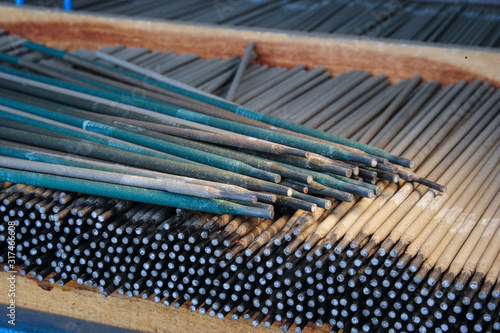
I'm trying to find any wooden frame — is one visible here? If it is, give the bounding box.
[0,6,499,87]
[0,5,499,332]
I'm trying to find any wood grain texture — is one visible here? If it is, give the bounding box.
[0,6,498,87]
[0,271,328,333]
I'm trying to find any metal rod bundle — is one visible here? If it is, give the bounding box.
[0,34,498,333]
[0,36,444,220]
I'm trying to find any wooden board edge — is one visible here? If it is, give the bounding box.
[0,6,498,87]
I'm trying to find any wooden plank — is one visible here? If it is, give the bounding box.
[0,6,499,87]
[0,271,328,333]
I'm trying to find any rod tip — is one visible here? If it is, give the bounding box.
[379,157,389,165]
[415,177,447,193]
[323,199,332,209]
[394,156,415,169]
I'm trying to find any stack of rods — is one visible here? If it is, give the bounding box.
[3,0,499,48]
[0,33,499,333]
[0,32,436,219]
